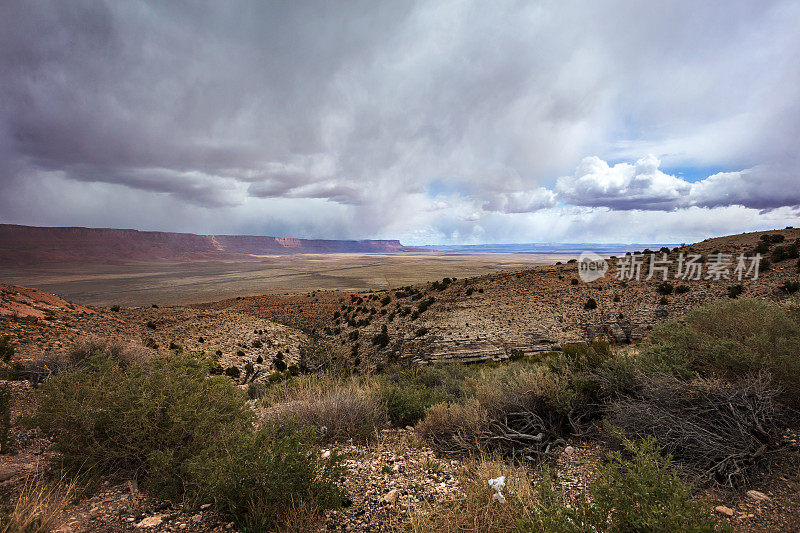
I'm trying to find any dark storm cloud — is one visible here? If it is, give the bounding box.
[1,0,799,242]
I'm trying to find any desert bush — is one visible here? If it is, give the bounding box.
[30,348,342,530]
[465,365,579,460]
[584,298,597,310]
[22,339,150,384]
[0,385,10,454]
[0,336,13,364]
[675,284,690,294]
[0,474,80,533]
[418,342,619,460]
[372,324,390,347]
[261,383,386,442]
[299,343,351,376]
[639,298,800,404]
[754,240,771,254]
[780,280,800,295]
[416,400,488,455]
[413,438,722,533]
[727,284,744,298]
[379,364,469,427]
[32,350,252,492]
[771,245,789,262]
[521,435,722,532]
[608,374,789,487]
[187,423,344,531]
[656,281,674,295]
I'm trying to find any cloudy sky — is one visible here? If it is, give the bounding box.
[1,1,799,244]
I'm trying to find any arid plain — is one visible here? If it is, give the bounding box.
[0,253,575,306]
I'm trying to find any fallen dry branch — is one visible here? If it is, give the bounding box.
[609,373,792,487]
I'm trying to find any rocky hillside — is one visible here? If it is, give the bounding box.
[2,228,798,380]
[209,228,800,368]
[0,224,428,265]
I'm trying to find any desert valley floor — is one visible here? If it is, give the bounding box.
[0,253,572,307]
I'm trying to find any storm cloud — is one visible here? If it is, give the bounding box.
[1,1,798,243]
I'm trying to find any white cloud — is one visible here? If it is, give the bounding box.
[482,188,557,213]
[689,164,800,210]
[555,155,690,210]
[554,155,800,212]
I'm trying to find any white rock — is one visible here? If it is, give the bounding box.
[715,506,734,517]
[564,446,575,455]
[382,488,400,504]
[200,503,211,510]
[136,514,164,528]
[746,490,770,501]
[321,450,331,460]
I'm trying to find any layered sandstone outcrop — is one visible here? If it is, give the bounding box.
[0,224,426,264]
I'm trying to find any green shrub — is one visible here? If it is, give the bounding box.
[188,423,344,531]
[372,324,390,347]
[0,336,13,363]
[584,298,597,310]
[675,284,690,294]
[379,365,468,427]
[522,435,722,532]
[727,284,744,298]
[656,281,674,295]
[780,280,800,295]
[640,298,800,405]
[0,384,11,454]
[30,349,342,530]
[32,351,251,492]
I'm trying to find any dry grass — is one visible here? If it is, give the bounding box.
[276,499,325,533]
[0,473,79,533]
[260,378,387,442]
[418,366,574,460]
[416,399,488,455]
[410,455,535,532]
